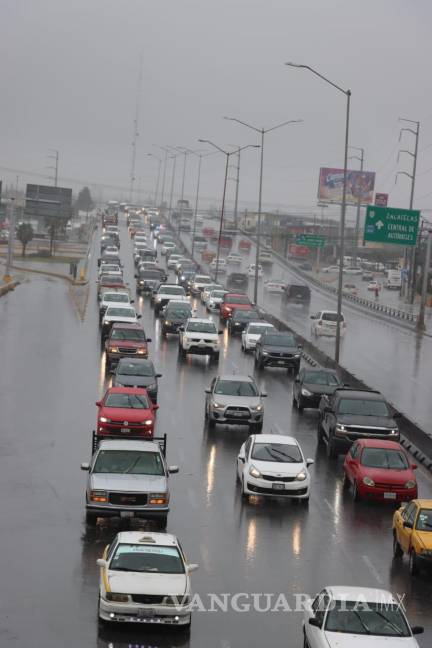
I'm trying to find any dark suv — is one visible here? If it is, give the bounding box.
[228,309,261,334]
[283,283,311,302]
[254,331,302,373]
[227,272,248,290]
[161,301,193,335]
[318,387,401,458]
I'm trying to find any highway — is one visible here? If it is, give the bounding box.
[176,222,432,435]
[0,219,431,647]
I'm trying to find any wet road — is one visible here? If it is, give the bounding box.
[0,221,431,648]
[177,223,432,435]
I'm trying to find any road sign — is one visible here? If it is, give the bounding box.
[364,206,420,246]
[295,234,326,248]
[24,184,72,221]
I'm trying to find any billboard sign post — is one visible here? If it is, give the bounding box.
[364,206,420,246]
[318,167,375,205]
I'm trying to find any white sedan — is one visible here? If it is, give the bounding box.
[226,253,243,265]
[201,283,224,305]
[247,264,263,278]
[236,434,313,501]
[97,531,198,626]
[210,258,227,274]
[264,279,285,293]
[303,585,424,647]
[241,321,275,351]
[367,280,381,291]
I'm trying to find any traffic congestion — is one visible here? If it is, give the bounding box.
[70,203,432,646]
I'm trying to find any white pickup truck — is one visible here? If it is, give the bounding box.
[153,284,190,315]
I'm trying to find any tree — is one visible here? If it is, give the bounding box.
[44,215,67,255]
[16,223,34,257]
[75,186,94,212]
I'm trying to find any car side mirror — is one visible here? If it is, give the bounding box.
[309,618,321,628]
[238,455,245,463]
[411,626,424,636]
[323,406,333,413]
[260,392,268,397]
[294,378,300,383]
[218,330,223,335]
[205,388,211,394]
[310,315,316,320]
[411,463,418,470]
[187,563,199,573]
[95,400,102,407]
[306,458,314,467]
[96,559,107,568]
[297,345,303,350]
[403,521,413,529]
[179,326,185,332]
[168,465,179,474]
[81,462,90,471]
[156,373,162,378]
[134,274,137,279]
[152,404,160,411]
[393,412,402,419]
[130,299,135,303]
[146,337,152,342]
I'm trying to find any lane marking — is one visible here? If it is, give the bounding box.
[324,498,334,513]
[362,555,383,584]
[200,543,211,572]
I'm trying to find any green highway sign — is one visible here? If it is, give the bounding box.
[295,234,326,248]
[364,206,420,246]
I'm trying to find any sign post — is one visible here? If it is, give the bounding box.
[363,206,420,246]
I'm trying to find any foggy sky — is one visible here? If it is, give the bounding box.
[1,0,432,217]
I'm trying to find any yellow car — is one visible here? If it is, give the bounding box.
[393,499,432,575]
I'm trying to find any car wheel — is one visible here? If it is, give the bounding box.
[326,433,337,459]
[241,478,248,499]
[393,532,403,558]
[317,420,325,444]
[86,511,98,527]
[409,550,419,576]
[342,471,350,490]
[212,351,220,362]
[208,416,215,430]
[251,422,263,434]
[352,480,360,501]
[158,515,168,530]
[297,397,304,413]
[301,497,309,506]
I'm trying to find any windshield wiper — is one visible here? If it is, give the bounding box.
[372,610,404,636]
[350,610,372,634]
[111,567,134,572]
[124,457,142,473]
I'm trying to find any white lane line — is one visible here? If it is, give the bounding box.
[324,498,334,513]
[200,543,211,572]
[362,555,383,584]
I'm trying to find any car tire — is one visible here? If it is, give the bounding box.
[326,433,337,459]
[342,471,350,490]
[86,511,98,527]
[409,550,419,576]
[241,478,248,499]
[208,417,215,430]
[158,515,168,530]
[297,397,304,413]
[212,351,220,362]
[251,422,263,434]
[393,532,403,558]
[317,420,325,444]
[352,480,360,502]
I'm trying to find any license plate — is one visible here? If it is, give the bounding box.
[121,427,130,434]
[120,511,134,518]
[138,609,155,617]
[384,492,396,500]
[232,412,245,417]
[272,483,285,490]
[277,360,285,365]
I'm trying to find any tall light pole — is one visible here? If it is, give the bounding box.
[417,229,432,331]
[286,62,351,364]
[224,116,302,305]
[396,118,420,303]
[168,153,179,223]
[155,146,170,210]
[348,146,364,267]
[198,139,260,282]
[191,153,204,258]
[147,153,162,207]
[47,149,59,186]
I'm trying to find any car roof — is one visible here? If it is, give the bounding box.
[326,586,396,604]
[159,284,183,289]
[217,374,254,382]
[187,317,216,324]
[115,531,178,546]
[111,322,143,330]
[224,292,248,298]
[334,388,384,401]
[252,434,299,446]
[106,386,149,395]
[247,321,274,328]
[355,439,403,449]
[303,368,337,374]
[117,357,153,367]
[411,499,432,507]
[97,439,161,452]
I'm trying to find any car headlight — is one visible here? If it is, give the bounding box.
[108,346,119,353]
[105,593,131,603]
[251,405,263,412]
[139,280,145,285]
[249,465,262,479]
[103,320,109,326]
[294,353,301,358]
[90,490,108,502]
[262,351,269,356]
[390,429,398,435]
[99,417,111,423]
[301,388,312,396]
[163,595,190,606]
[165,320,171,325]
[212,402,225,409]
[143,419,153,425]
[148,493,169,505]
[295,470,307,481]
[137,348,146,354]
[405,480,416,489]
[363,476,375,487]
[335,424,345,432]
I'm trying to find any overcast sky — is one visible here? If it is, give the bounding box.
[1,0,432,217]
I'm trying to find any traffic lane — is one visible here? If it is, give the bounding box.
[180,227,432,433]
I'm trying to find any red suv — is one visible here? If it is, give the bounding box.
[96,386,158,438]
[220,293,253,322]
[105,323,151,371]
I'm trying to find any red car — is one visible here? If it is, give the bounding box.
[96,386,158,438]
[105,323,151,371]
[220,293,253,322]
[343,439,418,503]
[238,239,251,250]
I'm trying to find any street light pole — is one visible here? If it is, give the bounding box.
[156,146,170,210]
[147,153,162,207]
[233,148,241,230]
[348,146,364,267]
[191,154,203,258]
[168,154,178,223]
[417,229,432,331]
[198,139,260,282]
[286,62,350,364]
[47,149,59,187]
[224,116,302,305]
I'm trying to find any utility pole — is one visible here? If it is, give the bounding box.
[47,149,59,186]
[233,148,241,230]
[129,54,144,203]
[348,146,364,267]
[168,154,178,223]
[396,118,420,303]
[417,229,432,331]
[3,198,15,282]
[191,154,203,258]
[147,153,162,207]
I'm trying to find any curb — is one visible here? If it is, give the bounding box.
[0,280,20,297]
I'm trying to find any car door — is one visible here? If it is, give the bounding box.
[294,369,304,401]
[345,442,360,484]
[207,377,217,412]
[238,437,252,480]
[305,590,330,648]
[398,502,416,553]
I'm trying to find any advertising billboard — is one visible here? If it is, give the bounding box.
[375,192,389,207]
[318,167,375,205]
[24,184,72,220]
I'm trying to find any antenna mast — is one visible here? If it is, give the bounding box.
[129,53,143,203]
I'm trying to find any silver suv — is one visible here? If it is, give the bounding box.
[81,437,178,528]
[204,374,266,433]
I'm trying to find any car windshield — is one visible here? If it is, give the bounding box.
[159,287,185,295]
[263,334,296,346]
[248,325,273,335]
[106,308,135,318]
[104,393,149,409]
[187,321,217,333]
[234,310,259,321]
[251,443,302,463]
[93,450,164,475]
[195,276,211,283]
[211,291,226,298]
[117,361,154,377]
[226,295,250,305]
[303,371,339,386]
[338,398,389,416]
[325,601,410,637]
[101,276,123,284]
[139,271,161,279]
[166,307,191,318]
[104,294,129,303]
[111,328,145,341]
[322,312,344,322]
[416,509,432,531]
[110,544,185,574]
[360,448,408,469]
[215,380,258,397]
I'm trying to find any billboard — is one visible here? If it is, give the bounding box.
[24,184,72,220]
[375,192,388,207]
[318,168,375,205]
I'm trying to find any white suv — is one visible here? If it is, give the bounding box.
[310,310,346,337]
[178,318,222,359]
